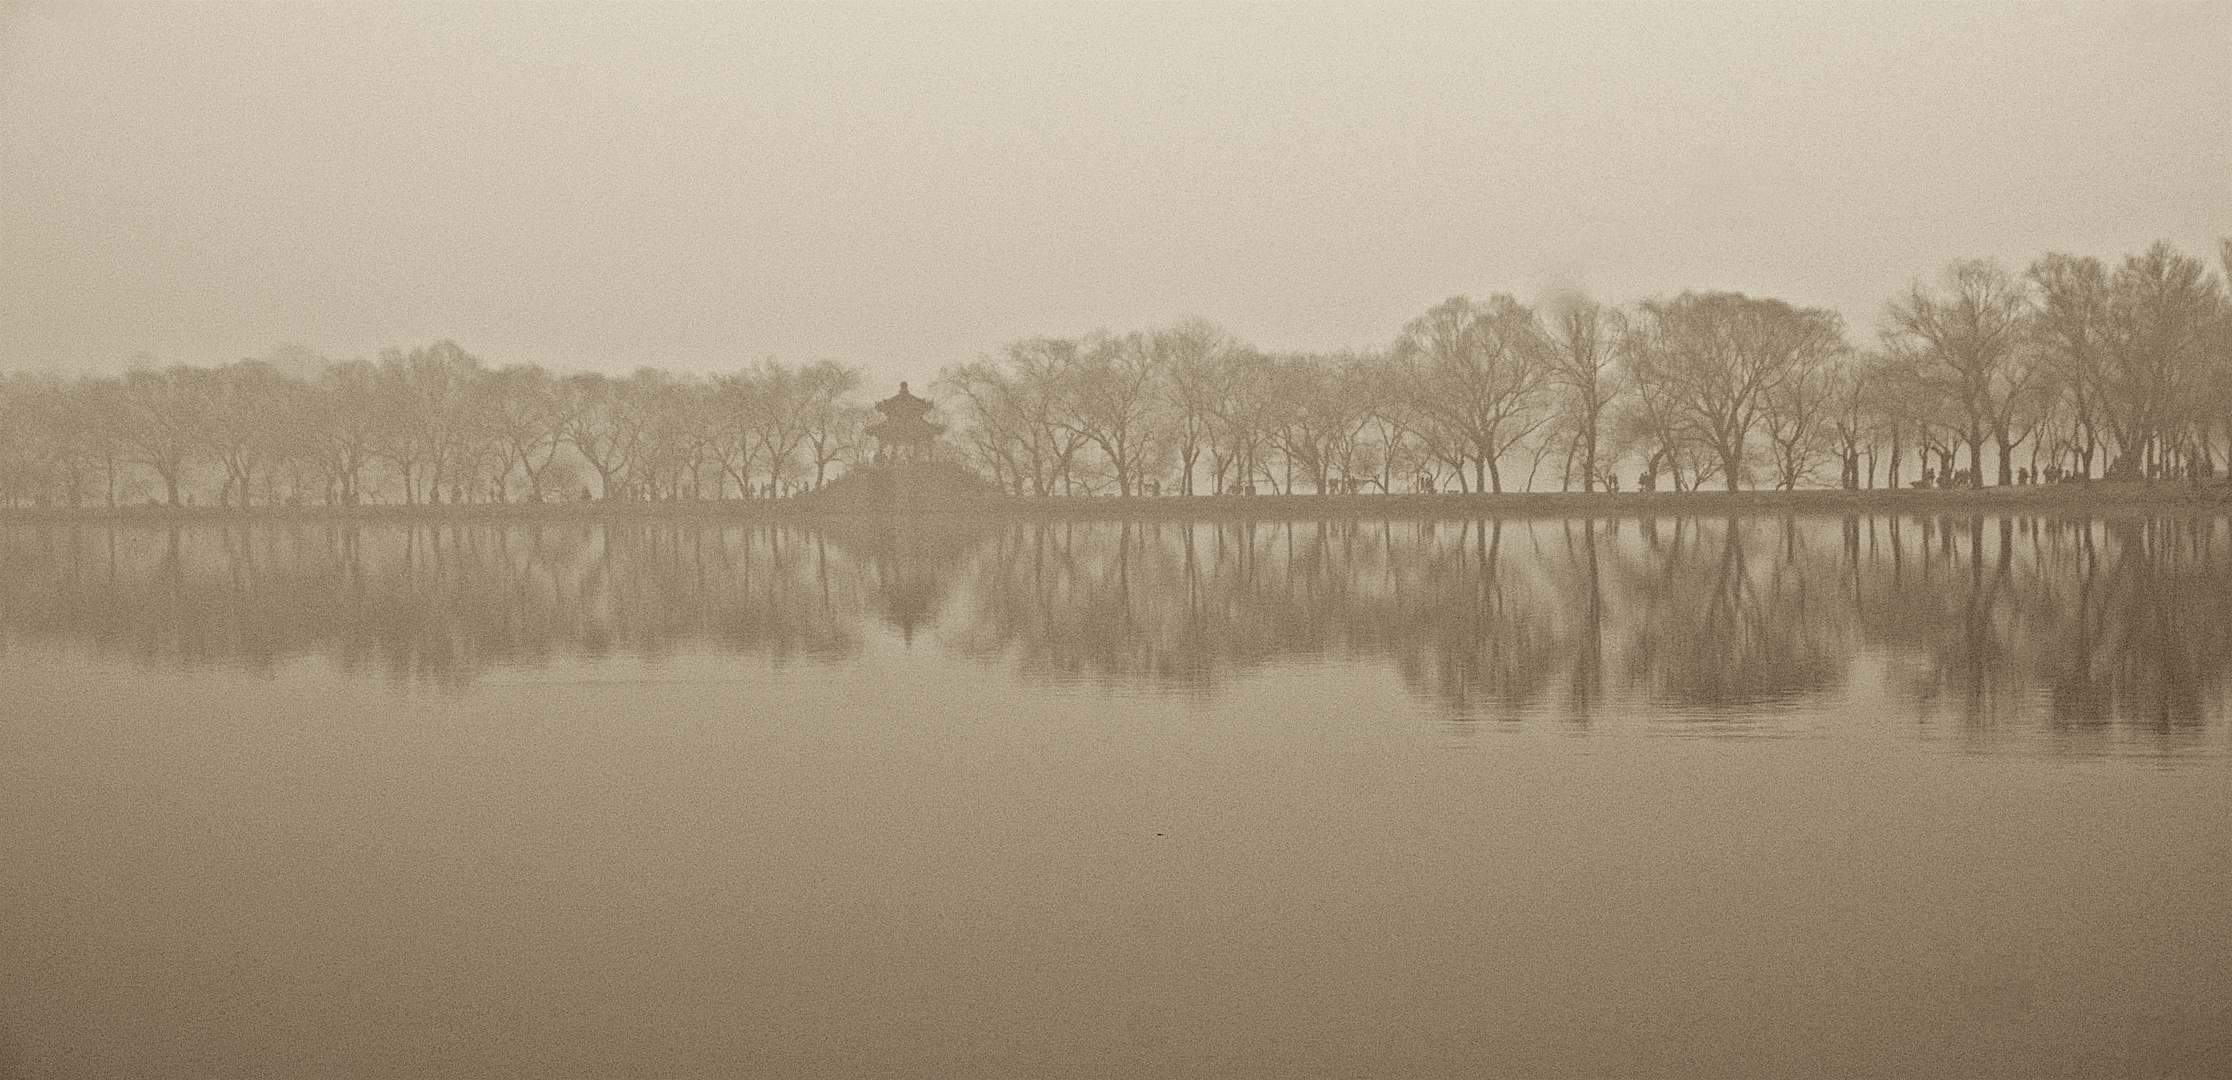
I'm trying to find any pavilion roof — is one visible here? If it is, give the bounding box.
[874,381,934,421]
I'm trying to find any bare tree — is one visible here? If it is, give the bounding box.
[2028,253,2112,479]
[1063,331,1164,496]
[1759,351,1846,490]
[479,364,570,502]
[67,375,130,507]
[1258,352,1366,494]
[1347,350,1417,493]
[749,362,819,495]
[797,360,865,490]
[940,339,1091,495]
[193,360,293,507]
[705,370,764,498]
[1628,291,1847,491]
[564,371,647,500]
[1609,334,1691,491]
[307,359,382,505]
[0,373,69,506]
[368,342,485,504]
[1825,359,1871,489]
[1152,318,1231,495]
[1204,346,1277,494]
[1392,295,1552,493]
[118,363,201,506]
[1540,295,1626,492]
[1882,260,2033,485]
[628,370,697,500]
[2216,239,2232,471]
[2100,241,2225,478]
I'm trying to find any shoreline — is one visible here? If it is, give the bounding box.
[4,481,2231,525]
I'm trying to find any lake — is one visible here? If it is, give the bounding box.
[3,515,2228,1078]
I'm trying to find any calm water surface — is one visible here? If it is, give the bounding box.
[3,516,2228,1078]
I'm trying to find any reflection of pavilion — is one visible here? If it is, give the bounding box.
[866,382,942,464]
[815,514,993,643]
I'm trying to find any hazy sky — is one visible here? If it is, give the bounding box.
[3,2,2226,389]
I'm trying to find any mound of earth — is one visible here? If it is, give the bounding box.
[806,461,1004,510]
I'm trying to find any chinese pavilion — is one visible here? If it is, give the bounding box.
[866,382,942,463]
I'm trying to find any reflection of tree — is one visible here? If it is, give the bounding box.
[933,515,2228,744]
[0,524,869,685]
[1376,519,1565,718]
[2032,520,2220,746]
[1851,515,2232,754]
[1599,517,1851,714]
[1864,516,2034,737]
[936,521,1345,688]
[2,517,2226,751]
[935,517,1842,720]
[2101,523,2220,732]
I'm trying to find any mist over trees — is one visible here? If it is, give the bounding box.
[0,346,869,508]
[1,239,2225,508]
[938,239,2228,498]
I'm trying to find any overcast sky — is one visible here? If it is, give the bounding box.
[3,2,2226,389]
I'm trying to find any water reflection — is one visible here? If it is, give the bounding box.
[3,516,2227,752]
[0,524,873,683]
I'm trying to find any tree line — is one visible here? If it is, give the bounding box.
[0,344,867,507]
[942,240,2232,496]
[1,238,2224,508]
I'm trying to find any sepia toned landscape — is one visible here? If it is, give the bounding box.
[3,4,2228,1079]
[2,235,2229,511]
